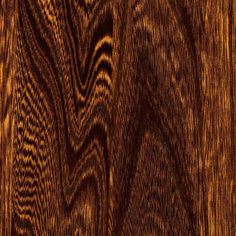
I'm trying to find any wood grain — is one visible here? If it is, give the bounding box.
[1,0,235,235]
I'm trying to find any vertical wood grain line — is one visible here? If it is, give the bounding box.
[0,0,17,235]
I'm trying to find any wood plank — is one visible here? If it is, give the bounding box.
[0,0,235,235]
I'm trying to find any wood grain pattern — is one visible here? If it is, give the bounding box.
[1,0,235,235]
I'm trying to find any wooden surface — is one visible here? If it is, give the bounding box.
[1,0,236,235]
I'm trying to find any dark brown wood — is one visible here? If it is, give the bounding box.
[1,0,235,235]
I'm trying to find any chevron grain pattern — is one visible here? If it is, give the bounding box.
[0,0,235,235]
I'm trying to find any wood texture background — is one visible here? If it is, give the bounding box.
[1,0,236,235]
